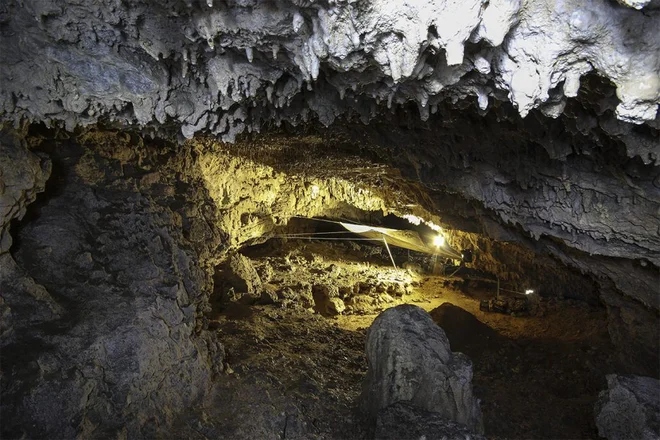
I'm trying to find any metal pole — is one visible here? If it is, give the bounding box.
[382,235,397,269]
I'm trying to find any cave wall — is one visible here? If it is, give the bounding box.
[254,80,660,374]
[0,126,466,438]
[0,0,656,309]
[1,130,226,438]
[1,115,656,438]
[0,0,656,336]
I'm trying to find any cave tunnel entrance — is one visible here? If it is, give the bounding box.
[198,173,624,440]
[224,212,540,312]
[0,126,637,440]
[208,209,616,439]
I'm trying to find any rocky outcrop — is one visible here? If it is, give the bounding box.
[361,305,483,434]
[0,131,51,254]
[1,130,225,439]
[0,131,60,345]
[595,375,660,440]
[0,0,657,143]
[217,253,263,303]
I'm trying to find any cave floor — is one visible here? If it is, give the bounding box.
[180,242,616,440]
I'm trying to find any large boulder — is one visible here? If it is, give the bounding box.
[595,375,660,440]
[312,284,346,316]
[361,304,483,434]
[219,253,263,303]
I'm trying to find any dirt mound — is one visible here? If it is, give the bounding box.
[430,302,502,356]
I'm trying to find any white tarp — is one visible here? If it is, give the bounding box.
[339,222,462,259]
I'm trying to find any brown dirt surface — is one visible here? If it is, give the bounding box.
[179,241,617,439]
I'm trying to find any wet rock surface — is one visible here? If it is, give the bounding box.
[361,305,483,434]
[595,374,660,440]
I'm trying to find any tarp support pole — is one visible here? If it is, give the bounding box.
[382,235,397,269]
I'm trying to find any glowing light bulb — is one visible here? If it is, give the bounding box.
[525,289,534,295]
[433,234,445,247]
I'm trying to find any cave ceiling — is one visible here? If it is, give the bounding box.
[1,0,658,136]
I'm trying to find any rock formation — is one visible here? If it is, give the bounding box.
[1,131,225,438]
[3,0,656,373]
[0,0,659,437]
[595,374,660,440]
[361,305,484,434]
[216,253,264,303]
[0,0,658,141]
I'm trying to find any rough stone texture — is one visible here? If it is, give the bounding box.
[308,79,660,376]
[312,283,346,316]
[599,288,660,377]
[1,130,225,439]
[2,127,466,438]
[1,0,658,384]
[219,253,263,302]
[595,374,660,440]
[375,402,487,440]
[324,87,660,307]
[0,131,51,253]
[361,304,483,434]
[195,140,397,247]
[0,131,61,345]
[0,0,658,144]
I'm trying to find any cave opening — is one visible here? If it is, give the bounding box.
[199,181,618,439]
[2,121,656,439]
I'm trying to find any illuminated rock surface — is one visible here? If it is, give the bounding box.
[0,0,658,139]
